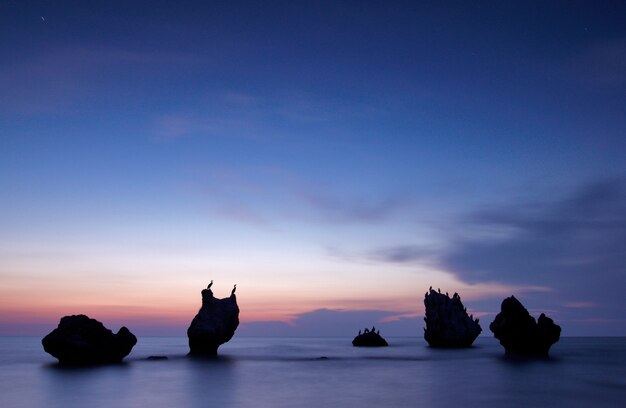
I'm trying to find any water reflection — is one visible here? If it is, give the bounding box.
[38,355,240,408]
[1,337,625,407]
[184,356,238,407]
[40,363,132,407]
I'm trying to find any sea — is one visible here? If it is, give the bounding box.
[0,336,624,407]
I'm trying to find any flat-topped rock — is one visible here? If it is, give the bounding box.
[489,296,561,357]
[187,283,240,356]
[42,314,137,365]
[423,288,482,348]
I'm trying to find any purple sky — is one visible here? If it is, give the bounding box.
[1,1,626,336]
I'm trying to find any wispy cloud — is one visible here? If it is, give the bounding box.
[151,89,353,142]
[326,244,438,267]
[298,191,407,224]
[366,245,434,264]
[152,113,255,141]
[153,115,197,140]
[0,45,205,116]
[214,204,269,227]
[563,302,596,309]
[189,165,411,226]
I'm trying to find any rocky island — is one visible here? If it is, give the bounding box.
[352,327,388,347]
[187,282,240,356]
[490,295,561,357]
[42,314,137,365]
[423,288,482,348]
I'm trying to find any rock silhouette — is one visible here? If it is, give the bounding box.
[489,296,561,357]
[42,314,137,365]
[187,284,240,356]
[423,288,482,347]
[352,328,388,347]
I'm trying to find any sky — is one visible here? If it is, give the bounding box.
[1,1,626,337]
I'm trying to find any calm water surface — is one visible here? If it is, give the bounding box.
[0,336,624,407]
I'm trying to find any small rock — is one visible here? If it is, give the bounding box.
[352,329,388,347]
[146,355,168,360]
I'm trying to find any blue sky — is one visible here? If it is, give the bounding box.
[1,1,626,336]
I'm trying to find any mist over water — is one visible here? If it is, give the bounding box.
[1,337,625,407]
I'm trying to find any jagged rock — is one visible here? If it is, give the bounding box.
[187,285,239,356]
[423,288,482,348]
[352,329,388,347]
[489,296,561,357]
[42,315,137,365]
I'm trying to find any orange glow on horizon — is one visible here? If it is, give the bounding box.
[0,258,550,333]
